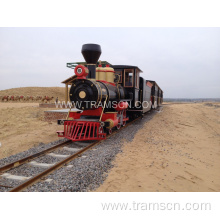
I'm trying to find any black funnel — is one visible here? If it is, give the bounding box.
[81,44,101,64]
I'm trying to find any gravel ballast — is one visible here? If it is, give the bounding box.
[0,139,67,168]
[0,109,159,192]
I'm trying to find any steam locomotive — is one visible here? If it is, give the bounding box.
[57,44,163,141]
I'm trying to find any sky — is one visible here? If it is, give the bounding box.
[0,27,219,98]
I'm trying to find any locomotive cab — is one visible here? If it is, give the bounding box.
[113,65,142,110]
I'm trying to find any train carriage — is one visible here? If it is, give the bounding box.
[147,80,163,108]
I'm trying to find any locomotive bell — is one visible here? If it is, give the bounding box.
[81,44,101,79]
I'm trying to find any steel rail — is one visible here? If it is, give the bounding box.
[9,141,100,192]
[9,115,143,192]
[0,140,72,173]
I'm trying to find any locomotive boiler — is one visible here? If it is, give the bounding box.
[70,44,125,110]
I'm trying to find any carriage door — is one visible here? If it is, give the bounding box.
[134,69,140,108]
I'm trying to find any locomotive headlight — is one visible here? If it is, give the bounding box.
[77,68,83,74]
[74,65,89,79]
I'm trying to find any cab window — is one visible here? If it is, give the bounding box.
[124,69,134,87]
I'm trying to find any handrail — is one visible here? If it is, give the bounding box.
[99,95,108,121]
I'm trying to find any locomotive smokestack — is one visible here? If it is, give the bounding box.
[81,44,101,79]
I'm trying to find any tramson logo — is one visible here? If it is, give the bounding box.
[54,100,158,109]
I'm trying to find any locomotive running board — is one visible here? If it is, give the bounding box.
[57,121,106,141]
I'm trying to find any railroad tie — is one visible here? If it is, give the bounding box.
[47,153,69,158]
[1,173,31,181]
[28,161,55,168]
[74,142,92,147]
[63,147,82,152]
[44,179,53,183]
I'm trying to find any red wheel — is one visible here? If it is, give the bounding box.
[116,124,121,130]
[122,121,126,126]
[107,129,112,134]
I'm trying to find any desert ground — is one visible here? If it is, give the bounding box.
[0,87,66,159]
[0,102,61,159]
[96,102,220,192]
[0,86,66,100]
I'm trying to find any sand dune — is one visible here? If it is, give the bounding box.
[0,87,65,101]
[96,103,220,192]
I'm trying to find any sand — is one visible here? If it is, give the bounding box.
[0,86,67,159]
[0,103,39,109]
[0,87,66,101]
[0,102,61,159]
[96,103,220,192]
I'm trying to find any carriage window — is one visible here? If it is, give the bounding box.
[124,69,134,87]
[136,70,139,88]
[115,70,122,83]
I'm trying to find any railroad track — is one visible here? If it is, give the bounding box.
[0,140,100,192]
[0,115,143,192]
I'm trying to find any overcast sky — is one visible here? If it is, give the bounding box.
[0,27,219,98]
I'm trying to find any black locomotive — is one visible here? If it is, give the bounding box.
[57,44,163,141]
